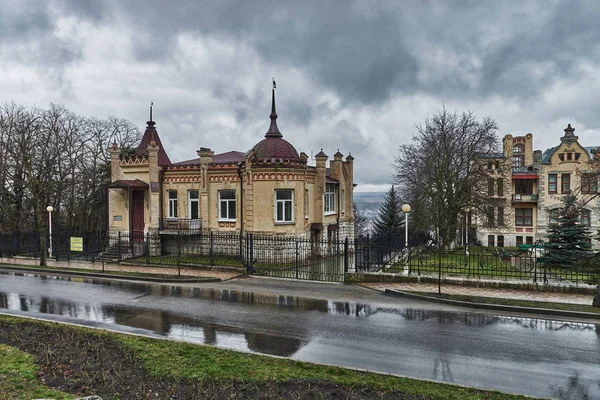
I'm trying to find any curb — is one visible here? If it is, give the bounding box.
[0,265,223,284]
[385,289,600,321]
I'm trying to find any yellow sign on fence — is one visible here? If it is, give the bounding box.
[70,237,83,252]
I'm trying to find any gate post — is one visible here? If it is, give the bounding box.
[295,240,299,279]
[146,232,150,266]
[249,233,254,274]
[117,231,121,264]
[209,231,214,266]
[177,231,181,276]
[344,237,349,273]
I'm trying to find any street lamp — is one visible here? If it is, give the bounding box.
[46,206,54,259]
[402,204,411,273]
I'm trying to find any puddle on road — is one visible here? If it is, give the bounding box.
[1,272,598,349]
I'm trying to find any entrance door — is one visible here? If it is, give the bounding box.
[132,190,145,242]
[188,190,199,229]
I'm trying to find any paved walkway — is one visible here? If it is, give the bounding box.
[362,282,594,305]
[0,257,242,281]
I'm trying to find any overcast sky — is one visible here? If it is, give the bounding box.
[2,0,600,192]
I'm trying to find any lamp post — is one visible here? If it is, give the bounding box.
[402,204,411,274]
[46,206,54,259]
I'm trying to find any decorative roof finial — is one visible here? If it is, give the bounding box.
[146,101,156,128]
[265,80,282,138]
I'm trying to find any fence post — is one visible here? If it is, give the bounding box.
[209,231,214,266]
[146,232,150,266]
[344,237,349,273]
[438,247,442,294]
[177,231,181,276]
[295,240,299,279]
[249,233,254,274]
[117,231,121,264]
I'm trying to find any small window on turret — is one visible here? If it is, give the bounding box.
[575,153,581,160]
[558,154,564,162]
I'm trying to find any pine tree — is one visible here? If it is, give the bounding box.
[372,186,404,239]
[545,194,592,267]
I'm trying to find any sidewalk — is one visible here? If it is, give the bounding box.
[0,256,242,281]
[362,281,594,305]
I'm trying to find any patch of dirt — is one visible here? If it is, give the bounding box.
[0,320,423,399]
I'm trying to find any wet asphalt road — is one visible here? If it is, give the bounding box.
[0,271,599,399]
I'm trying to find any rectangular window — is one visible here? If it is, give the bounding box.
[487,235,494,247]
[304,189,309,218]
[495,160,500,170]
[516,236,523,246]
[581,209,591,227]
[488,178,494,196]
[526,236,534,245]
[276,190,294,223]
[581,174,598,194]
[512,155,524,167]
[497,207,504,226]
[218,190,236,221]
[188,190,199,220]
[497,235,505,247]
[487,161,493,170]
[486,206,495,227]
[497,178,503,196]
[561,174,571,193]
[515,208,533,226]
[548,174,557,194]
[168,190,178,218]
[324,184,336,213]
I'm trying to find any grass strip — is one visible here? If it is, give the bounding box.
[0,344,73,400]
[409,291,599,314]
[0,315,531,400]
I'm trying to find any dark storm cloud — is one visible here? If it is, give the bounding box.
[48,0,600,107]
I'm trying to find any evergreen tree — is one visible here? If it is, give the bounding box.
[372,186,403,238]
[545,194,592,267]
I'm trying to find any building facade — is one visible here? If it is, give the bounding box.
[477,124,599,248]
[107,89,355,243]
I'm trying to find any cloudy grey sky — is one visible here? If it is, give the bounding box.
[2,0,600,192]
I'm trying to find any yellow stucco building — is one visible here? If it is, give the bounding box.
[107,89,355,245]
[477,124,599,248]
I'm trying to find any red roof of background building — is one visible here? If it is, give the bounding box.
[135,120,172,166]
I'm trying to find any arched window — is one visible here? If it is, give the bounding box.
[513,144,525,153]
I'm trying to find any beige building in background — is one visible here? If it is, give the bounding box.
[107,88,355,243]
[477,124,599,248]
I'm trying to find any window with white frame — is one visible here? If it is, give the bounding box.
[218,190,236,221]
[188,190,199,220]
[275,190,294,223]
[168,190,178,218]
[324,184,336,213]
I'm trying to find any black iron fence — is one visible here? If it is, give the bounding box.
[355,236,600,285]
[0,230,349,282]
[2,229,598,285]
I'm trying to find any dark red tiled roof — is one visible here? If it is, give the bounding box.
[109,179,148,189]
[172,151,246,166]
[315,150,327,158]
[213,151,246,164]
[251,137,301,162]
[135,121,172,166]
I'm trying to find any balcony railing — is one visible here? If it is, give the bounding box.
[512,193,538,202]
[160,218,202,231]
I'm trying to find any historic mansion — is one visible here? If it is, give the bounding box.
[107,88,355,242]
[476,124,599,248]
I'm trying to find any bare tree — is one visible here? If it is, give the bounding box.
[393,108,502,249]
[0,103,140,264]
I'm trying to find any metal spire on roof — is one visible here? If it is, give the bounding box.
[147,101,156,128]
[265,79,282,138]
